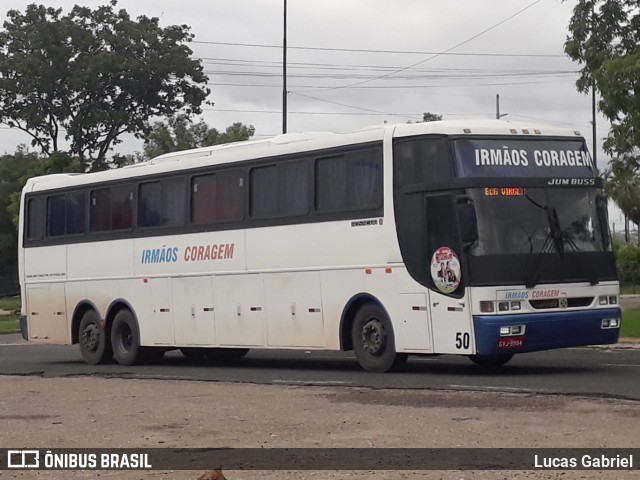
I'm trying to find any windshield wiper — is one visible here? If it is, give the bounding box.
[525,196,598,288]
[524,194,564,257]
[545,206,564,257]
[525,195,564,288]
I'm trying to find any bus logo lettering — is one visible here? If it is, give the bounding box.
[184,243,235,262]
[141,247,179,264]
[505,291,528,300]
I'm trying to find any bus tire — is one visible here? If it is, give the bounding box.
[180,347,209,362]
[111,309,143,366]
[352,303,407,373]
[469,353,514,367]
[78,309,112,365]
[207,348,249,363]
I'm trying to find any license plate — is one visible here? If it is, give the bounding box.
[498,336,524,349]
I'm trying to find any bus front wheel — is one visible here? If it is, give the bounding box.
[111,309,143,366]
[352,303,407,373]
[78,310,112,365]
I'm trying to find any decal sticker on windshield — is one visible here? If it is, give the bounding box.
[430,247,461,294]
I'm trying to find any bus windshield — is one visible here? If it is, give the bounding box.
[467,187,607,256]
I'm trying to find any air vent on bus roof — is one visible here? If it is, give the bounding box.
[269,132,335,145]
[148,150,213,165]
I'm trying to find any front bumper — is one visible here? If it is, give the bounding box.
[473,307,621,355]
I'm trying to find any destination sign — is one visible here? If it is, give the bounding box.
[454,139,595,179]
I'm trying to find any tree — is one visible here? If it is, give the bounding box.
[0,1,210,172]
[0,148,41,283]
[143,116,255,159]
[564,0,640,155]
[422,112,443,122]
[604,154,640,243]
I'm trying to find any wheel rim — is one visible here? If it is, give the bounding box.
[361,318,387,356]
[81,324,100,353]
[116,323,133,354]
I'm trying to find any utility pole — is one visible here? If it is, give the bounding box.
[282,0,288,134]
[591,81,597,168]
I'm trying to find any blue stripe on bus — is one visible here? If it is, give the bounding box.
[473,308,621,355]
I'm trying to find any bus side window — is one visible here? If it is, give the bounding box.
[138,179,186,228]
[112,186,133,230]
[90,185,133,232]
[250,166,278,218]
[192,170,244,225]
[47,192,86,237]
[394,137,452,187]
[316,149,382,213]
[90,189,111,232]
[250,162,309,219]
[26,197,45,242]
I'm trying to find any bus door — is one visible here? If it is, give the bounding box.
[429,290,473,355]
[424,193,474,354]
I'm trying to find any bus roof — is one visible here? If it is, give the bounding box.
[23,119,584,193]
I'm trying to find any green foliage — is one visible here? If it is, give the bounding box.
[0,297,20,311]
[143,116,255,159]
[603,155,640,229]
[0,297,20,332]
[7,152,80,228]
[0,148,40,268]
[564,0,640,155]
[615,242,640,286]
[0,317,19,334]
[0,1,210,172]
[621,308,640,338]
[422,112,443,122]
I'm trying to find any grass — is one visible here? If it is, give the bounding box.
[621,308,640,338]
[620,285,640,295]
[0,317,19,334]
[0,296,20,334]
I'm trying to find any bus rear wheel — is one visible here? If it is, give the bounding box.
[469,353,514,367]
[352,303,407,373]
[111,309,144,366]
[78,310,112,365]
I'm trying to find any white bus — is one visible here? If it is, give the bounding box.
[18,120,621,372]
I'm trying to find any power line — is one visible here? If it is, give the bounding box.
[200,57,573,75]
[203,69,577,81]
[192,41,564,58]
[205,78,576,89]
[322,0,547,91]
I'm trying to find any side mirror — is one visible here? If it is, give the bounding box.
[457,196,478,247]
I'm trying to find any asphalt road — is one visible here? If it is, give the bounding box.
[1,334,639,401]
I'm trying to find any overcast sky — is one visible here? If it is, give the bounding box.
[1,0,628,228]
[1,0,609,147]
